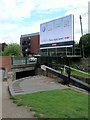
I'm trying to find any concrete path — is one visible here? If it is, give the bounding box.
[9,75,69,96]
[0,83,2,120]
[2,82,35,118]
[2,75,69,119]
[2,75,87,119]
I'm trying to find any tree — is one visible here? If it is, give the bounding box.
[2,43,21,56]
[79,33,90,57]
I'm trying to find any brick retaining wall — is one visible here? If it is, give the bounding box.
[0,56,11,71]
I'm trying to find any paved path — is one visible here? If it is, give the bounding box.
[2,82,35,118]
[2,75,88,119]
[0,83,2,120]
[9,75,69,96]
[2,75,69,119]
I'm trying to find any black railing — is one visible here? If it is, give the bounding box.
[40,48,81,57]
[41,65,90,92]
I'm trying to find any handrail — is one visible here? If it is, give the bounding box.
[11,56,37,66]
[64,65,90,76]
[41,65,90,92]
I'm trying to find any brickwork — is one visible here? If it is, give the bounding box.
[20,32,40,55]
[30,35,40,54]
[0,56,11,71]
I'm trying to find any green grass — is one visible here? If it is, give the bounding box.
[11,89,89,119]
[60,68,90,78]
[71,70,90,78]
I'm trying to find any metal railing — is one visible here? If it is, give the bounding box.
[12,56,37,66]
[41,65,90,92]
[40,50,81,57]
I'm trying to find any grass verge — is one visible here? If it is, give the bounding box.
[71,70,90,78]
[11,89,89,119]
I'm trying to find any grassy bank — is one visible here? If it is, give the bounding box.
[71,70,90,78]
[60,66,90,79]
[11,89,89,119]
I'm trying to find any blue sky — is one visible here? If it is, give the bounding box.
[0,0,89,44]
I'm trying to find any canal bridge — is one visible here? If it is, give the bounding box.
[11,57,37,80]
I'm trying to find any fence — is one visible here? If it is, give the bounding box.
[40,47,81,57]
[12,56,37,66]
[41,65,90,92]
[64,65,90,79]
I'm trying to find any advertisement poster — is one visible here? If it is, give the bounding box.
[40,14,74,49]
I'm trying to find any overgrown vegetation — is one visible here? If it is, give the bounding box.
[11,89,88,119]
[79,33,90,57]
[71,70,90,78]
[0,43,21,56]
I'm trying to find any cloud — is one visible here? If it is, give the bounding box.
[35,0,89,14]
[0,0,89,22]
[0,23,18,31]
[0,32,20,44]
[64,0,88,42]
[0,0,89,44]
[0,0,35,22]
[35,0,69,11]
[0,20,41,44]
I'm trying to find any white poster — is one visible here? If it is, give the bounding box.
[40,14,74,49]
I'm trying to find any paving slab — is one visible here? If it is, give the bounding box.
[2,82,35,118]
[9,75,69,96]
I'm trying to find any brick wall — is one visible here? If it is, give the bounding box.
[20,32,40,55]
[0,56,11,71]
[31,35,40,54]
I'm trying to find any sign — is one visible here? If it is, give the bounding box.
[40,14,74,49]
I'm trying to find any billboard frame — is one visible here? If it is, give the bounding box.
[40,14,74,50]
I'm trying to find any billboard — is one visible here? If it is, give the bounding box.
[40,14,74,49]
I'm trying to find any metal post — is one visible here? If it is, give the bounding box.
[79,15,84,58]
[47,49,48,56]
[72,47,73,55]
[4,68,8,80]
[11,56,13,65]
[73,15,75,55]
[56,48,57,56]
[67,67,71,86]
[66,47,67,56]
[25,57,27,64]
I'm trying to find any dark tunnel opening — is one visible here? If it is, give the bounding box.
[16,70,35,79]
